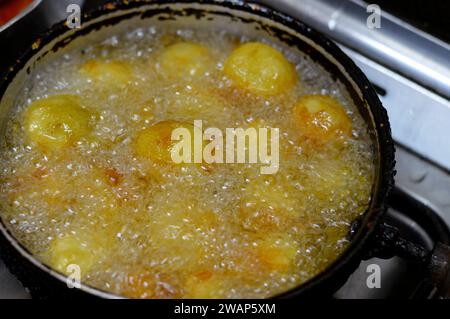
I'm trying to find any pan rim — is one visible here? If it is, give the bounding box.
[0,0,395,299]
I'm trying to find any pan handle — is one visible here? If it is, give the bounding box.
[366,187,450,299]
[368,221,450,298]
[429,243,450,298]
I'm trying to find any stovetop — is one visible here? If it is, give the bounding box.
[0,0,449,299]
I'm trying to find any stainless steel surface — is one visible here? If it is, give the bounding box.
[0,261,29,299]
[395,145,450,227]
[264,0,450,98]
[340,46,450,173]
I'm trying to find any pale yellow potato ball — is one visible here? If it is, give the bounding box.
[23,95,92,151]
[224,42,297,96]
[256,235,298,272]
[47,234,105,276]
[158,42,215,79]
[133,120,194,165]
[292,94,352,142]
[80,60,133,86]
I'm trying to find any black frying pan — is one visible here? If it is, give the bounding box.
[0,0,448,299]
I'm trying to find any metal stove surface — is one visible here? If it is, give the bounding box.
[1,0,450,299]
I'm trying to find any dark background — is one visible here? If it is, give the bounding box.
[374,0,450,43]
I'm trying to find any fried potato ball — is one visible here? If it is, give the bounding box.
[239,175,300,232]
[23,95,92,151]
[185,272,225,299]
[158,42,215,79]
[292,94,352,142]
[133,120,195,165]
[48,233,106,275]
[80,60,133,86]
[224,42,297,96]
[256,235,297,272]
